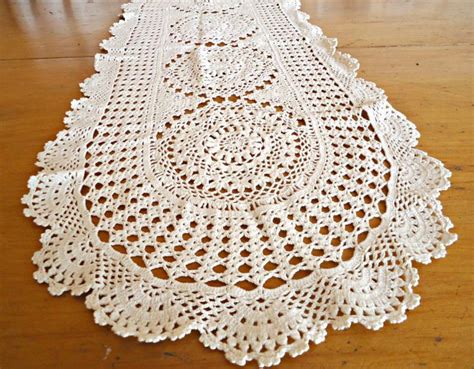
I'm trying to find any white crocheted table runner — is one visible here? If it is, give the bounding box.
[23,0,456,366]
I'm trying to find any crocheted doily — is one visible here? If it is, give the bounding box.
[22,0,457,366]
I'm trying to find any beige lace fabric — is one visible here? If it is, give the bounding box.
[22,0,457,366]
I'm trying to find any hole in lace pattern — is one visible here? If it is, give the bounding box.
[341,248,355,261]
[112,245,127,254]
[263,277,286,289]
[292,270,313,280]
[151,267,169,280]
[236,280,258,291]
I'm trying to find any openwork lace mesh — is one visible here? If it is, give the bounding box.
[22,0,456,366]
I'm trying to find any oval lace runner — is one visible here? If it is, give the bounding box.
[23,0,457,366]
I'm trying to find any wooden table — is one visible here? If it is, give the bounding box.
[1,1,472,368]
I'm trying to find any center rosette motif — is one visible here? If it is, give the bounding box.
[153,101,322,209]
[203,122,268,166]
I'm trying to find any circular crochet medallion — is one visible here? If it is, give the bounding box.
[170,13,258,44]
[164,46,277,97]
[153,101,321,209]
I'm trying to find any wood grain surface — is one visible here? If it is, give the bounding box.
[1,1,472,368]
